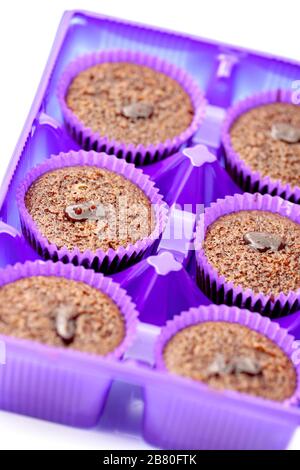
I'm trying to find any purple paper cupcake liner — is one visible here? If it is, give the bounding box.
[155,304,300,407]
[222,89,300,204]
[57,49,207,164]
[16,150,169,274]
[195,192,300,318]
[0,259,138,359]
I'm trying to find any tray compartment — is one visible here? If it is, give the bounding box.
[1,9,300,450]
[0,337,113,427]
[143,381,298,450]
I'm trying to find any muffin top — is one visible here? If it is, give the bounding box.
[0,276,125,355]
[25,166,154,252]
[66,62,194,146]
[163,321,296,401]
[203,210,300,296]
[229,102,300,189]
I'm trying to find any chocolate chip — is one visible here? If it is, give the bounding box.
[271,122,300,143]
[243,231,285,252]
[121,102,154,119]
[54,304,76,343]
[233,356,262,376]
[206,354,234,376]
[65,202,105,222]
[206,354,262,377]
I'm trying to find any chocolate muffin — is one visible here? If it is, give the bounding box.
[25,165,154,253]
[229,103,300,189]
[203,210,300,296]
[0,276,125,355]
[66,62,194,146]
[163,321,296,401]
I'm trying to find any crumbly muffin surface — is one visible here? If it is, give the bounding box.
[0,276,125,355]
[163,321,297,401]
[25,166,154,252]
[230,103,300,188]
[203,210,300,296]
[66,62,194,145]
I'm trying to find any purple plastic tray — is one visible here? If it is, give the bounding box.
[1,9,300,450]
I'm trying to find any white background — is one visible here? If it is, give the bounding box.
[0,0,300,450]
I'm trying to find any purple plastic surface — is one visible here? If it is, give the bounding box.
[1,9,300,450]
[143,144,242,210]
